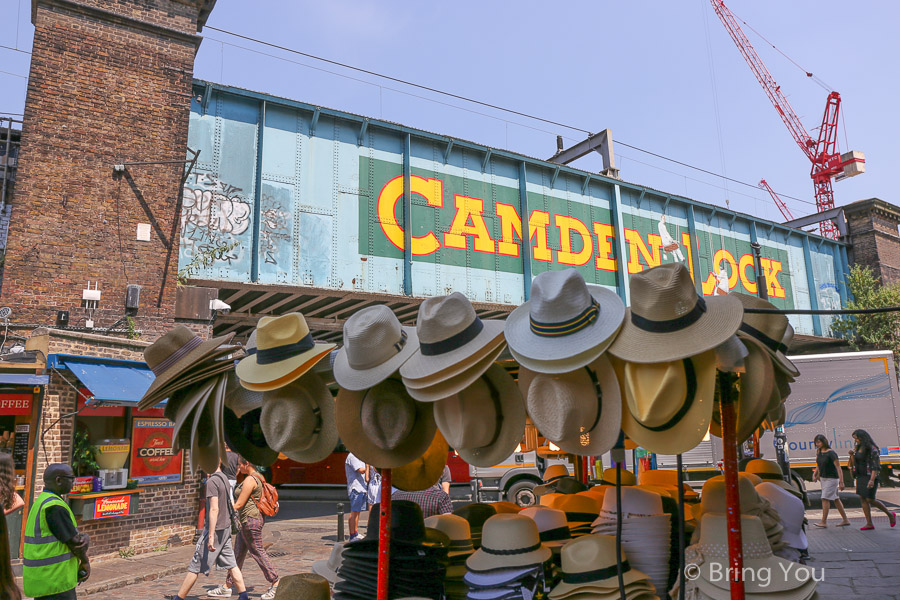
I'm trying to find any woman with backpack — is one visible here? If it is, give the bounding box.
[208,457,279,599]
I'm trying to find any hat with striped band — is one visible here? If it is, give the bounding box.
[732,292,800,378]
[465,514,551,572]
[505,269,625,374]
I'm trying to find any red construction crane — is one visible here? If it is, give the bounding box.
[709,0,865,239]
[758,179,794,221]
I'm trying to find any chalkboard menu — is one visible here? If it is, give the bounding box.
[13,424,29,470]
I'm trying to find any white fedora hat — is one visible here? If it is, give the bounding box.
[465,514,551,573]
[311,543,345,583]
[609,263,743,363]
[548,533,654,599]
[333,305,419,391]
[526,355,621,456]
[399,292,505,388]
[260,371,337,463]
[756,481,808,550]
[518,506,571,549]
[505,269,625,373]
[403,341,506,403]
[433,364,526,468]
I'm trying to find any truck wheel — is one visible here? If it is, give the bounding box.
[506,480,538,507]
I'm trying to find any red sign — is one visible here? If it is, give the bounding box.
[130,418,182,485]
[93,494,131,519]
[0,394,32,415]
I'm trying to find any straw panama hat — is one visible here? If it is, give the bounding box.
[236,313,335,388]
[543,464,570,483]
[333,305,419,391]
[744,458,803,498]
[505,269,625,373]
[392,429,449,491]
[526,355,621,457]
[491,501,523,514]
[598,485,666,520]
[756,482,808,550]
[540,492,565,508]
[599,468,636,487]
[732,292,800,378]
[311,543,345,583]
[609,263,743,363]
[336,378,436,469]
[433,364,526,468]
[709,336,775,441]
[424,513,475,557]
[519,506,572,548]
[548,534,652,599]
[260,371,337,464]
[140,326,236,407]
[402,341,506,402]
[273,573,331,600]
[399,292,506,385]
[617,349,717,455]
[554,494,602,528]
[466,514,551,572]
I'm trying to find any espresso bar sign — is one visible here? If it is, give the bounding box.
[130,418,183,485]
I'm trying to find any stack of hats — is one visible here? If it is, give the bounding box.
[639,469,700,503]
[756,481,808,562]
[425,514,475,600]
[519,506,572,554]
[491,501,523,514]
[138,326,241,473]
[508,270,625,461]
[598,468,636,487]
[744,458,803,499]
[590,487,671,597]
[681,514,818,600]
[534,464,575,499]
[453,503,497,549]
[464,514,552,600]
[609,263,744,456]
[311,542,345,586]
[548,534,659,600]
[333,500,449,600]
[554,494,602,538]
[691,475,786,554]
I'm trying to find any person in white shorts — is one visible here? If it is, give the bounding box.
[812,434,850,527]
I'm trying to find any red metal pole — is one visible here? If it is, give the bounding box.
[377,468,391,600]
[719,373,745,600]
[582,456,589,484]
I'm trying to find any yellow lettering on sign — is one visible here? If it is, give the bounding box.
[528,210,552,262]
[443,195,496,254]
[624,230,662,274]
[593,222,616,272]
[495,203,523,257]
[738,253,758,294]
[760,258,786,298]
[702,249,738,295]
[376,175,444,256]
[555,215,593,266]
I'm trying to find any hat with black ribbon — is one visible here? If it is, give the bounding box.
[732,292,800,378]
[609,263,743,363]
[548,534,655,599]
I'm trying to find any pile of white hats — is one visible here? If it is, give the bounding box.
[756,481,808,562]
[548,534,659,600]
[426,514,476,600]
[590,487,671,596]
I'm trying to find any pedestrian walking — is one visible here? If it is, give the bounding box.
[208,457,279,599]
[22,464,90,600]
[851,429,897,531]
[221,449,240,497]
[0,454,24,515]
[812,434,850,528]
[1,510,22,600]
[171,463,249,600]
[344,453,369,541]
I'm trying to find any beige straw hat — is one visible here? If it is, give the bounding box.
[236,313,335,389]
[424,513,475,557]
[433,364,526,468]
[709,335,775,441]
[609,263,743,363]
[311,543,345,583]
[392,429,449,492]
[548,533,653,599]
[273,573,332,600]
[260,371,337,464]
[504,269,625,373]
[402,341,506,402]
[465,514,551,572]
[744,458,803,498]
[732,292,800,378]
[599,468,636,487]
[333,305,419,391]
[519,506,572,549]
[335,378,435,469]
[526,355,621,456]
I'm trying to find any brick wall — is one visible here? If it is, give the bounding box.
[845,198,900,286]
[1,0,209,337]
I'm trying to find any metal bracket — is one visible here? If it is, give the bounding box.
[310,107,321,136]
[481,148,492,173]
[550,165,560,188]
[443,139,454,163]
[547,128,619,179]
[357,119,369,146]
[201,82,212,115]
[582,175,592,195]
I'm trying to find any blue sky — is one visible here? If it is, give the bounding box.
[2,1,897,224]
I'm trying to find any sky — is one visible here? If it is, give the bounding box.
[2,1,898,225]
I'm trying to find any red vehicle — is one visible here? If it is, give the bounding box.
[270,444,471,487]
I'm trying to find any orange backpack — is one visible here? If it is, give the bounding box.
[251,473,279,517]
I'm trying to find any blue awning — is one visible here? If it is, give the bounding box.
[0,373,49,386]
[48,354,156,406]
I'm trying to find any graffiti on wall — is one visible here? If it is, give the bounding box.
[259,191,290,266]
[180,173,251,266]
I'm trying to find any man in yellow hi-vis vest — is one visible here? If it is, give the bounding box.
[23,464,91,599]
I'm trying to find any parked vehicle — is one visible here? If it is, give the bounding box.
[469,451,573,507]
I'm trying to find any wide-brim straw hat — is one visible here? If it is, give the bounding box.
[732,292,800,378]
[598,468,636,487]
[236,312,335,388]
[260,371,337,463]
[333,305,420,391]
[336,378,435,469]
[224,370,263,418]
[505,269,625,373]
[744,458,803,497]
[554,494,602,531]
[433,364,526,468]
[140,326,236,407]
[548,533,651,599]
[526,355,621,457]
[618,349,717,455]
[709,336,775,441]
[424,513,475,557]
[519,506,572,548]
[466,514,551,572]
[403,341,506,402]
[609,263,743,363]
[399,292,506,386]
[392,429,449,491]
[223,404,279,466]
[756,481,808,550]
[599,485,666,518]
[311,543,345,583]
[638,469,699,498]
[273,573,331,600]
[491,501,523,514]
[542,464,570,483]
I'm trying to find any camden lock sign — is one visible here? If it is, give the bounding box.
[360,156,794,305]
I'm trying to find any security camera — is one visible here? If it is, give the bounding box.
[210,299,231,314]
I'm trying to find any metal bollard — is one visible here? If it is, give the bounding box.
[336,502,345,542]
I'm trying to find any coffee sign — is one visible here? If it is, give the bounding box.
[130,418,182,485]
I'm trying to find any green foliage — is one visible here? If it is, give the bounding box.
[125,316,140,340]
[117,547,136,559]
[177,239,240,287]
[831,265,900,361]
[71,429,99,477]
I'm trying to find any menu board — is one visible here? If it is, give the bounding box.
[13,424,29,469]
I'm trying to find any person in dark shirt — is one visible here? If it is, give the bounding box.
[222,450,240,495]
[391,484,453,518]
[851,429,896,530]
[812,434,850,527]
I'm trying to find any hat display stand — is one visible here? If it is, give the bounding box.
[377,468,392,600]
[676,455,686,600]
[718,371,745,600]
